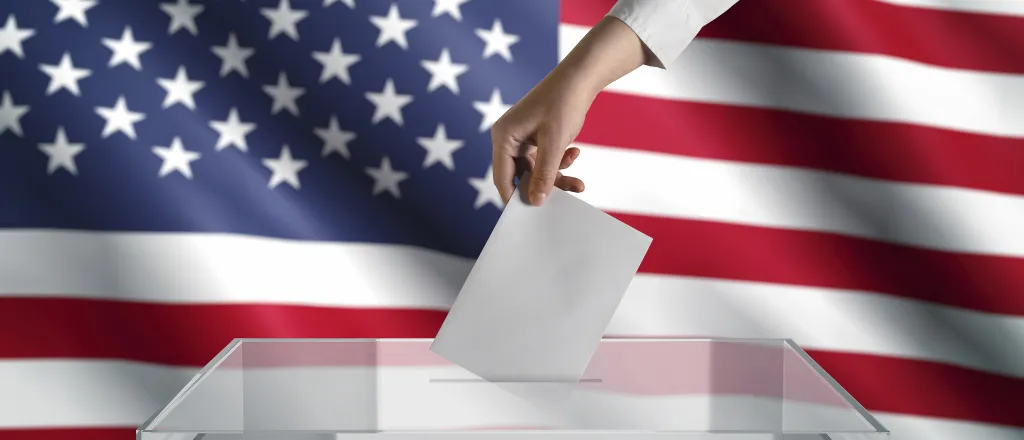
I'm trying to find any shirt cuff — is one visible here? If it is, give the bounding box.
[606,0,726,69]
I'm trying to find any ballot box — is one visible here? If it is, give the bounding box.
[138,338,889,440]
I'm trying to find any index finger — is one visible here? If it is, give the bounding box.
[492,147,517,205]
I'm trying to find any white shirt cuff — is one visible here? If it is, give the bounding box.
[607,0,740,69]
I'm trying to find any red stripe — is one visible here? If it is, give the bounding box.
[560,0,1024,74]
[613,213,1024,315]
[0,298,1021,427]
[579,91,1024,196]
[811,351,1024,427]
[0,299,447,365]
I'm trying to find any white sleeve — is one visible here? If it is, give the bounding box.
[607,0,741,69]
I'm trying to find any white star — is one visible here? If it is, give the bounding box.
[421,48,468,94]
[263,145,308,190]
[368,3,417,50]
[156,65,205,110]
[324,0,355,7]
[39,52,91,97]
[39,127,85,176]
[475,18,519,62]
[262,72,305,116]
[209,107,256,152]
[95,95,146,139]
[314,115,357,159]
[0,15,35,59]
[152,137,201,179]
[468,166,503,210]
[472,88,510,132]
[102,26,152,70]
[160,0,204,36]
[417,123,463,170]
[364,78,413,126]
[432,0,471,21]
[312,38,360,85]
[365,156,408,199]
[211,33,254,78]
[51,0,98,27]
[261,0,307,41]
[0,90,30,137]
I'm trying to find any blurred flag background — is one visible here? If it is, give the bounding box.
[0,0,1022,438]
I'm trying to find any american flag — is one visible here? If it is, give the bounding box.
[0,0,1022,438]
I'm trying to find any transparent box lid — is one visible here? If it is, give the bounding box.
[139,338,888,439]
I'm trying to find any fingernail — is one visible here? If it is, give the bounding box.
[530,192,546,206]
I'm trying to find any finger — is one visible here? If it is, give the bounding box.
[492,149,517,204]
[522,149,537,172]
[523,148,585,193]
[493,156,518,204]
[528,130,568,206]
[524,146,578,175]
[513,155,532,184]
[560,147,580,170]
[554,174,585,193]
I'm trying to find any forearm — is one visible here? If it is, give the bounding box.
[549,16,647,99]
[544,0,741,101]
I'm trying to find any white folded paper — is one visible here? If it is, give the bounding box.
[431,179,652,383]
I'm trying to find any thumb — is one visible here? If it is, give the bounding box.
[528,130,569,206]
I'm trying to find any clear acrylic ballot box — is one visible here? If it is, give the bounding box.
[138,338,889,439]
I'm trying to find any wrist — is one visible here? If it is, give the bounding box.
[556,16,646,98]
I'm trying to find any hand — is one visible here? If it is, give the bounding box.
[490,72,593,207]
[490,17,648,206]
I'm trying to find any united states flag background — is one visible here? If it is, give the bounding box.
[0,0,1022,438]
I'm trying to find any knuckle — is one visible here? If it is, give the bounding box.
[489,124,506,145]
[489,121,504,138]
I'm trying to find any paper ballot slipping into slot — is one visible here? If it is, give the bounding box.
[431,180,652,383]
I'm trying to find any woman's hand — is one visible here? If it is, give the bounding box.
[489,71,594,206]
[490,16,649,206]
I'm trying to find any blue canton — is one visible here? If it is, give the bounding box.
[0,0,559,258]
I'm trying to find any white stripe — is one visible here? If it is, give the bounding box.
[876,413,1024,440]
[569,143,1024,259]
[0,229,462,309]
[0,360,197,429]
[4,360,1021,440]
[874,0,1024,16]
[558,25,1024,139]
[610,275,1024,379]
[1,230,1021,378]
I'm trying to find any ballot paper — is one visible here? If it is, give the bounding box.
[431,179,652,383]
